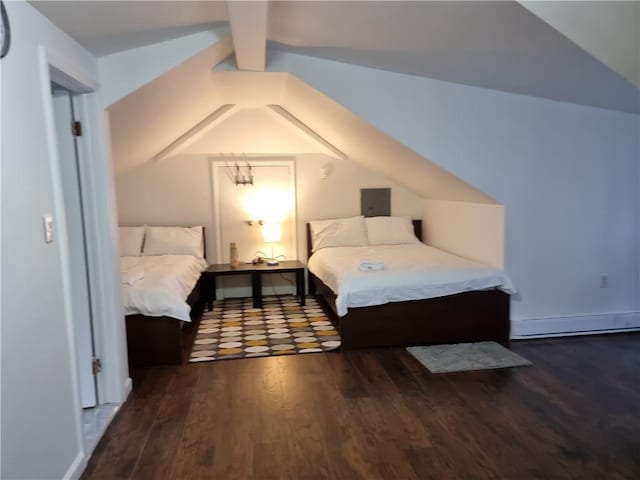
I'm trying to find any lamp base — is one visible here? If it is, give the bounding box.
[265,258,279,266]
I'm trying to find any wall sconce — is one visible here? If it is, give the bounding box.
[234,162,253,186]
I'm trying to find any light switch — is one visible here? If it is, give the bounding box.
[43,214,54,243]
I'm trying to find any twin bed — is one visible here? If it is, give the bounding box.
[119,226,207,366]
[306,216,514,348]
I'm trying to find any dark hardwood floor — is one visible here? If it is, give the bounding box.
[82,333,640,479]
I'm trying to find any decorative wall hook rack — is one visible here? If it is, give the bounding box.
[234,162,253,186]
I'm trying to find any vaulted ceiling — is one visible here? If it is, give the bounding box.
[31,1,639,113]
[107,41,496,204]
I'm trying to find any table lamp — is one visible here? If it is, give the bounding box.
[262,222,282,266]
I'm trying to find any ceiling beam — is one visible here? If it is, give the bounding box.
[226,1,268,71]
[266,105,347,160]
[153,104,238,160]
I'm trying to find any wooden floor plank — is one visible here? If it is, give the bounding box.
[82,333,640,480]
[81,367,179,480]
[128,366,199,480]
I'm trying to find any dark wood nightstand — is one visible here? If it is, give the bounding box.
[202,260,306,310]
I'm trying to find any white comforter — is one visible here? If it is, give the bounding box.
[308,244,515,317]
[120,255,207,322]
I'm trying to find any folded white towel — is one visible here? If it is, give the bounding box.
[121,269,144,286]
[359,259,385,271]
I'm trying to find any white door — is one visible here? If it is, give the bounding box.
[52,89,97,408]
[215,160,297,265]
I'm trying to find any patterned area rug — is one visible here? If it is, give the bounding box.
[407,341,532,374]
[189,295,341,362]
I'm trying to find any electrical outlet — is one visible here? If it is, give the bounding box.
[600,274,608,288]
[43,214,54,243]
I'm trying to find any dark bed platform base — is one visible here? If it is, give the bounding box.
[125,276,205,367]
[306,220,510,349]
[310,272,510,349]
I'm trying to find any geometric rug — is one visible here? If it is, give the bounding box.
[406,341,532,374]
[189,295,340,363]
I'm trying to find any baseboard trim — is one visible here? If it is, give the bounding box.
[63,451,87,480]
[511,311,640,339]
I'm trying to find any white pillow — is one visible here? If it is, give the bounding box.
[118,226,145,257]
[365,216,420,245]
[142,226,204,258]
[310,216,368,252]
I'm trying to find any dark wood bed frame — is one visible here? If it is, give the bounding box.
[306,220,510,349]
[125,227,207,367]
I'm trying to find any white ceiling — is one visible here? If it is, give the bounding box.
[30,1,228,56]
[30,0,639,113]
[267,1,639,113]
[521,1,640,88]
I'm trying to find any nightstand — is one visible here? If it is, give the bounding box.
[202,260,306,310]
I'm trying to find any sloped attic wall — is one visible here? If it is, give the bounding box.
[107,39,502,270]
[113,98,424,261]
[107,39,494,203]
[99,27,232,107]
[108,66,494,203]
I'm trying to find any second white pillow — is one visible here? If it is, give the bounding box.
[365,216,420,245]
[143,225,204,258]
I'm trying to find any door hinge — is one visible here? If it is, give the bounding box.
[92,357,102,375]
[71,121,82,137]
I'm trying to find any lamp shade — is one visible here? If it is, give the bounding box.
[262,223,282,243]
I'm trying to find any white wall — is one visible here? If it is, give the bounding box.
[423,200,504,270]
[99,26,230,107]
[1,3,126,478]
[116,153,422,265]
[267,50,640,324]
[1,3,89,478]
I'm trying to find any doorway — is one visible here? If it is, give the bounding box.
[42,48,129,464]
[51,85,98,409]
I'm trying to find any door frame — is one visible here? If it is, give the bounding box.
[211,157,298,265]
[38,44,131,456]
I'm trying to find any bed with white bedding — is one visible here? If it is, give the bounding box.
[121,255,207,322]
[308,244,515,317]
[120,225,208,366]
[306,217,514,349]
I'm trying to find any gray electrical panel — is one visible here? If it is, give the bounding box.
[360,188,391,217]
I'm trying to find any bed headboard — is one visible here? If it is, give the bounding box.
[305,219,423,260]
